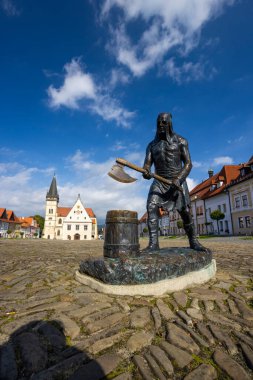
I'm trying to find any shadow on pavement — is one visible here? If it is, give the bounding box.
[0,319,111,380]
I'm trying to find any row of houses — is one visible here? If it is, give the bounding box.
[0,208,40,238]
[139,155,253,236]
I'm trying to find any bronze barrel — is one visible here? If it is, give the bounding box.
[104,210,140,258]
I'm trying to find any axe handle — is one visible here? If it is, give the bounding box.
[116,158,183,192]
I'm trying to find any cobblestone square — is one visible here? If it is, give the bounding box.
[0,237,253,379]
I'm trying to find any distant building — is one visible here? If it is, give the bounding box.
[190,165,242,235]
[227,156,253,235]
[19,217,40,238]
[43,176,98,240]
[0,208,21,238]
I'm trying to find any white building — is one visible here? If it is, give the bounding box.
[43,176,98,240]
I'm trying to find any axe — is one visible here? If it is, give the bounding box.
[108,158,183,192]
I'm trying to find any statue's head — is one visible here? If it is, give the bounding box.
[156,113,173,139]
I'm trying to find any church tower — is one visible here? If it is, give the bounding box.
[43,175,59,239]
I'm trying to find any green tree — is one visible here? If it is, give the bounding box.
[33,215,45,237]
[177,220,184,230]
[210,210,225,235]
[20,232,24,238]
[143,227,148,234]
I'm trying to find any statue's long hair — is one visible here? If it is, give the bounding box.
[154,113,174,142]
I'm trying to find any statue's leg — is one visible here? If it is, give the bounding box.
[178,208,206,251]
[145,199,160,251]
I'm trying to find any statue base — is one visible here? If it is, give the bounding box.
[76,248,216,296]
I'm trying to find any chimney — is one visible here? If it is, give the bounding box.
[208,169,214,178]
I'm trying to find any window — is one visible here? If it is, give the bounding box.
[49,209,53,214]
[235,197,240,208]
[218,205,221,211]
[245,216,251,228]
[238,217,244,228]
[67,225,71,230]
[48,217,52,220]
[58,218,62,224]
[225,220,229,232]
[219,221,223,231]
[222,204,226,213]
[242,195,248,207]
[57,230,60,236]
[84,225,88,230]
[76,225,79,230]
[84,235,87,239]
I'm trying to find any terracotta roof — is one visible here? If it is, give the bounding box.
[57,207,71,217]
[139,212,148,223]
[6,210,21,224]
[0,208,7,218]
[85,208,96,218]
[190,165,242,200]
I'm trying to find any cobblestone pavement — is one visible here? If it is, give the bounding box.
[0,237,253,380]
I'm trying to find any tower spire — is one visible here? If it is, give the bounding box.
[46,175,59,201]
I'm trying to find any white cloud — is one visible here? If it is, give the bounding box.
[192,161,203,168]
[47,58,134,128]
[164,58,217,84]
[1,0,20,16]
[213,156,234,166]
[186,177,198,191]
[101,0,234,77]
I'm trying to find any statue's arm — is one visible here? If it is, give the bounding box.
[177,138,193,183]
[143,143,153,179]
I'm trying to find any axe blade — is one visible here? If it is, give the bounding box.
[108,164,137,183]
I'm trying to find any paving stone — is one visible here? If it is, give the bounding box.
[189,289,228,301]
[213,349,250,380]
[240,342,253,370]
[68,302,112,319]
[151,306,162,331]
[233,331,253,349]
[227,314,253,328]
[36,321,66,351]
[69,353,122,380]
[234,299,253,320]
[82,306,120,324]
[190,298,200,309]
[0,343,18,380]
[242,291,253,300]
[215,300,228,313]
[31,352,90,380]
[89,331,128,354]
[160,341,193,368]
[133,355,155,380]
[126,331,153,353]
[176,320,209,348]
[177,310,193,326]
[208,323,238,355]
[156,299,175,321]
[86,312,126,333]
[144,353,166,380]
[184,363,217,380]
[196,322,215,345]
[213,281,232,291]
[1,313,47,335]
[117,299,131,312]
[149,345,174,376]
[205,312,242,330]
[113,373,132,380]
[130,306,152,328]
[173,291,188,308]
[186,308,203,321]
[54,314,80,339]
[166,322,200,354]
[203,300,215,312]
[227,299,240,315]
[227,290,245,301]
[14,332,48,375]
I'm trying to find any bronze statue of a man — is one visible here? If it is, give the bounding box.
[143,112,205,251]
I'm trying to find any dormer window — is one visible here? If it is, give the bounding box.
[210,184,216,191]
[240,168,245,177]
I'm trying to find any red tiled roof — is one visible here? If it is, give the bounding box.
[85,208,95,218]
[57,207,71,217]
[190,165,242,200]
[139,212,148,223]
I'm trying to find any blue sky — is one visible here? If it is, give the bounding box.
[0,0,253,222]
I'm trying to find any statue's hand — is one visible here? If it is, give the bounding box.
[143,169,152,180]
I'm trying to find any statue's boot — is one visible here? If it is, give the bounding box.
[184,222,207,251]
[143,218,160,252]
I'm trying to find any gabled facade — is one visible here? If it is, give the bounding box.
[0,208,22,238]
[43,176,98,240]
[227,156,253,235]
[19,217,40,238]
[190,165,242,235]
